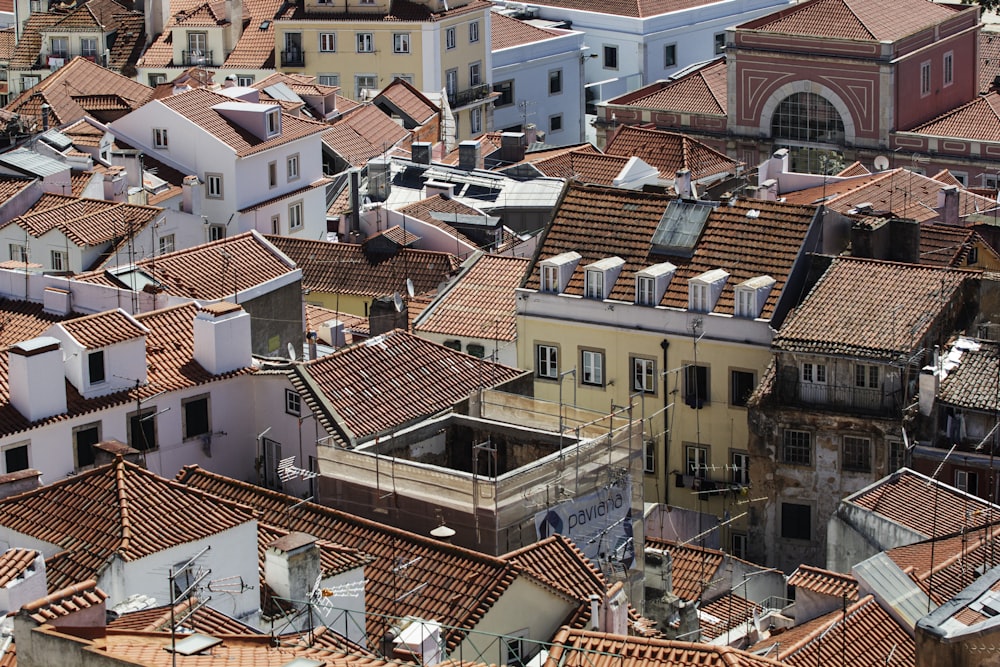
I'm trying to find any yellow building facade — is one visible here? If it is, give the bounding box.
[274,0,493,141]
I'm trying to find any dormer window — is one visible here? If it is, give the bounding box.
[635,261,676,307]
[735,288,754,318]
[88,350,105,385]
[585,270,603,299]
[265,109,280,136]
[541,265,558,292]
[733,276,774,319]
[538,251,582,295]
[688,268,729,313]
[583,256,625,301]
[637,276,655,305]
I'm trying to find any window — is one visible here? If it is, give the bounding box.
[584,269,603,299]
[467,343,486,358]
[149,73,166,86]
[159,234,175,254]
[664,43,676,67]
[603,45,617,69]
[50,36,67,57]
[266,109,280,136]
[714,32,726,54]
[289,201,303,230]
[153,128,168,148]
[536,344,558,379]
[782,429,811,465]
[921,60,931,96]
[206,173,223,198]
[644,439,656,473]
[684,364,708,408]
[549,114,563,133]
[944,52,953,86]
[686,445,707,478]
[8,244,26,263]
[271,215,280,234]
[469,20,479,43]
[3,444,28,474]
[471,107,482,134]
[731,532,747,559]
[73,423,100,469]
[393,33,410,53]
[83,351,105,387]
[51,250,67,271]
[268,161,277,188]
[968,246,979,266]
[632,357,655,394]
[469,62,482,86]
[802,362,826,384]
[781,503,811,541]
[732,451,750,485]
[843,435,871,472]
[636,276,655,306]
[854,364,879,388]
[21,75,40,91]
[80,37,97,58]
[541,265,558,292]
[443,340,462,351]
[188,31,207,57]
[549,69,562,95]
[128,407,158,452]
[735,288,755,318]
[445,69,458,98]
[357,32,374,53]
[494,79,514,107]
[956,469,979,495]
[318,74,339,87]
[208,224,225,241]
[285,389,301,416]
[356,74,377,99]
[446,27,456,49]
[237,75,254,86]
[689,283,709,312]
[771,93,844,144]
[182,395,210,440]
[319,32,336,52]
[581,349,604,386]
[504,631,528,667]
[730,369,755,407]
[888,438,904,472]
[287,154,300,181]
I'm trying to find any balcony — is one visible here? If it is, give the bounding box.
[182,50,215,66]
[280,50,305,67]
[777,377,902,417]
[447,83,492,109]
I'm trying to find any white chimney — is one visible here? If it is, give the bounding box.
[264,532,320,605]
[43,287,72,315]
[182,175,202,216]
[919,365,939,417]
[103,167,126,202]
[675,169,692,199]
[589,593,600,630]
[9,337,67,422]
[193,302,251,375]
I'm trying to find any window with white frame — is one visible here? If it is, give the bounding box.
[285,388,301,415]
[271,215,280,234]
[469,62,481,86]
[802,362,826,384]
[632,357,655,393]
[536,344,558,379]
[268,161,277,188]
[842,435,871,472]
[206,173,223,198]
[289,201,303,230]
[469,20,479,42]
[581,349,604,386]
[318,74,339,87]
[636,275,655,305]
[584,269,604,299]
[540,265,558,292]
[731,532,747,559]
[446,27,456,49]
[357,32,374,53]
[50,36,67,57]
[714,32,726,54]
[735,288,755,318]
[266,110,280,136]
[208,224,225,241]
[854,363,880,388]
[689,283,709,312]
[153,128,168,148]
[782,429,811,465]
[8,244,26,263]
[356,74,377,99]
[80,37,97,58]
[471,107,482,134]
[956,470,979,495]
[944,52,953,86]
[51,250,67,271]
[445,68,458,98]
[237,75,254,86]
[287,154,299,181]
[888,438,904,472]
[158,234,175,255]
[921,60,931,96]
[686,445,707,478]
[732,451,750,485]
[393,33,410,53]
[319,32,336,52]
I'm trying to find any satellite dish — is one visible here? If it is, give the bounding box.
[392,292,404,312]
[873,155,890,172]
[405,278,415,298]
[287,342,297,360]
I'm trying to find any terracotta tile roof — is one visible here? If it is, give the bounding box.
[887,526,1000,605]
[937,339,1000,411]
[772,257,973,360]
[0,177,35,202]
[395,194,481,246]
[8,12,60,69]
[0,28,15,62]
[607,58,726,116]
[414,253,527,341]
[547,627,785,667]
[739,0,960,42]
[176,464,519,652]
[699,593,761,641]
[846,468,995,539]
[75,231,296,300]
[108,596,260,634]
[777,595,914,667]
[321,105,410,167]
[106,12,146,72]
[372,225,419,247]
[836,161,870,178]
[372,78,438,125]
[136,30,173,67]
[911,92,1000,142]
[0,194,162,247]
[787,565,859,601]
[23,579,107,624]
[920,224,983,267]
[224,0,293,68]
[604,125,740,180]
[59,309,147,348]
[932,169,964,188]
[981,29,1000,93]
[527,0,723,19]
[5,56,152,126]
[491,11,564,49]
[530,149,632,186]
[304,304,366,343]
[526,184,817,319]
[644,537,724,601]
[265,235,459,298]
[0,460,251,592]
[296,328,525,440]
[0,548,38,588]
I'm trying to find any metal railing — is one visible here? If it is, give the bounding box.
[281,49,305,67]
[447,83,491,108]
[777,377,902,417]
[183,50,215,66]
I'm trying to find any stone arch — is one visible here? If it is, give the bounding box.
[758,80,857,146]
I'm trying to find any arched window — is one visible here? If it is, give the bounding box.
[771,92,845,144]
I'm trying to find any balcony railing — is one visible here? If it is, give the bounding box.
[777,377,902,417]
[280,50,305,67]
[183,50,215,66]
[447,83,491,109]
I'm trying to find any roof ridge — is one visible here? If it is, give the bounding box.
[115,458,133,558]
[780,594,873,658]
[842,0,878,40]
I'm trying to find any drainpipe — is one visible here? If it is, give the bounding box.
[660,338,670,505]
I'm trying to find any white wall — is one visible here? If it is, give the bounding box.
[251,373,321,499]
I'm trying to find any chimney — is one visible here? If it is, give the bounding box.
[369,295,407,336]
[889,217,920,264]
[368,156,392,202]
[307,331,318,360]
[0,470,43,500]
[9,337,67,422]
[182,175,202,216]
[265,532,321,607]
[919,364,939,416]
[524,123,537,145]
[411,142,432,165]
[499,132,526,164]
[937,185,960,226]
[349,168,362,235]
[458,140,481,171]
[41,104,50,132]
[110,150,144,190]
[192,302,251,375]
[675,169,692,199]
[43,287,72,314]
[423,180,455,199]
[589,594,600,630]
[103,167,126,203]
